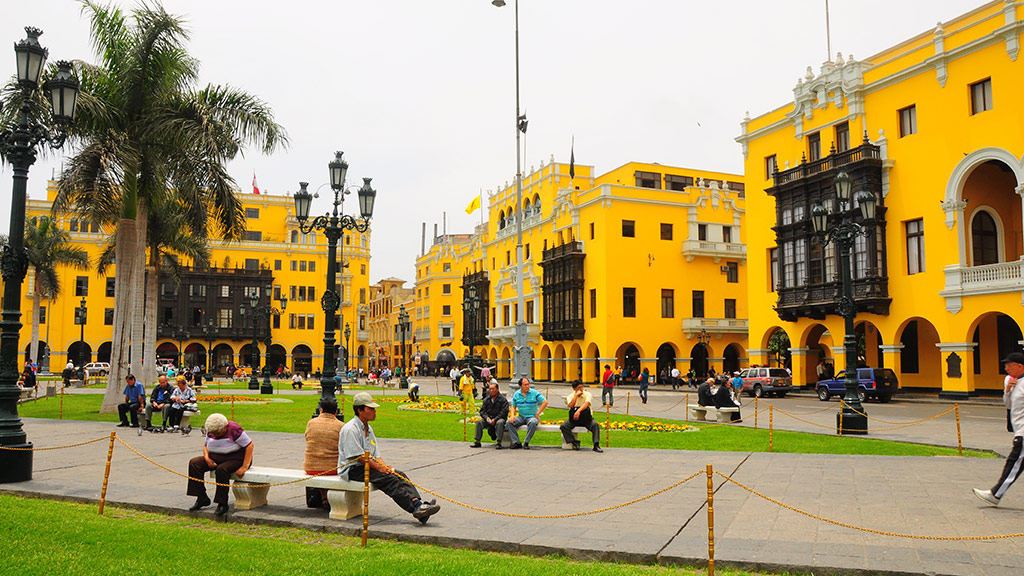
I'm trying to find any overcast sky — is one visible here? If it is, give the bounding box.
[4,0,986,284]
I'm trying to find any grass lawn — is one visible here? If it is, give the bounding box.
[18,392,989,457]
[0,494,800,576]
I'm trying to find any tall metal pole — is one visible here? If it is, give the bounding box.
[511,0,532,383]
[78,298,86,374]
[836,230,867,434]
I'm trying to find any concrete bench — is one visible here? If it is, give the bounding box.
[688,404,740,423]
[498,423,592,449]
[218,465,376,520]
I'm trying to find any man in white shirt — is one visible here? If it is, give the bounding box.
[974,352,1024,506]
[560,380,602,452]
[671,367,681,390]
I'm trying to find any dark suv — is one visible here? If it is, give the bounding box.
[816,368,899,403]
[738,367,793,398]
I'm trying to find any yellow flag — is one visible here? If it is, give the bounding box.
[465,195,481,214]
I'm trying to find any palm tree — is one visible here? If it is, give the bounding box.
[46,1,286,412]
[24,216,90,370]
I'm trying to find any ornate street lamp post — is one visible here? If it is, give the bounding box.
[173,325,189,369]
[294,152,376,410]
[398,305,410,389]
[811,170,878,435]
[696,328,710,378]
[202,319,217,383]
[240,291,261,391]
[463,285,481,377]
[492,0,532,384]
[0,27,80,482]
[344,322,352,382]
[240,284,283,394]
[75,297,87,379]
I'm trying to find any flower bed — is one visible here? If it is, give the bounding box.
[196,395,271,404]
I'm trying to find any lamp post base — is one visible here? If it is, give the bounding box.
[837,410,868,435]
[260,374,273,395]
[248,379,259,391]
[400,376,409,390]
[0,445,32,483]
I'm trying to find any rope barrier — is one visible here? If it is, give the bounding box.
[838,399,955,425]
[714,470,1024,541]
[390,469,703,519]
[0,436,109,451]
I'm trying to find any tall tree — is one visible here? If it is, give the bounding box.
[45,1,286,411]
[24,217,90,370]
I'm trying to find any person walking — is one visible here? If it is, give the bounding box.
[974,352,1024,506]
[639,367,650,404]
[601,364,615,406]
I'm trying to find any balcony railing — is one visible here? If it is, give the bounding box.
[775,277,891,321]
[681,317,748,336]
[940,259,1024,313]
[772,141,881,186]
[680,240,746,263]
[487,323,540,344]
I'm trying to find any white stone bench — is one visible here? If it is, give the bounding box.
[220,465,376,521]
[688,404,740,423]
[498,423,592,449]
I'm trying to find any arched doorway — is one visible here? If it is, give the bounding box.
[212,343,235,374]
[67,341,92,367]
[500,347,512,379]
[97,342,112,363]
[896,318,941,390]
[961,159,1022,266]
[24,341,49,371]
[240,343,258,369]
[689,343,709,378]
[764,327,792,369]
[291,345,313,375]
[854,321,884,367]
[156,342,179,364]
[552,345,566,382]
[358,346,367,372]
[970,313,1024,391]
[435,348,456,374]
[568,343,582,381]
[723,343,743,375]
[656,343,676,385]
[801,323,835,384]
[184,343,206,371]
[619,344,640,380]
[268,344,287,374]
[538,346,551,381]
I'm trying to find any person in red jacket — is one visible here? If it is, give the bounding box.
[601,364,615,406]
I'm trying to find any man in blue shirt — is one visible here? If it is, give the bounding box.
[505,377,548,449]
[117,374,146,428]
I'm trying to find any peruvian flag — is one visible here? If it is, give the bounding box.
[252,173,260,195]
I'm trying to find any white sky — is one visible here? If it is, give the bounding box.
[3,0,987,284]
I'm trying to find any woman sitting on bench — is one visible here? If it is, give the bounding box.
[168,377,197,431]
[713,376,742,422]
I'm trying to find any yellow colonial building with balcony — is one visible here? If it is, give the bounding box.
[736,0,1024,398]
[21,181,372,377]
[416,156,748,384]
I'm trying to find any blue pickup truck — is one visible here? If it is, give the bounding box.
[816,368,899,403]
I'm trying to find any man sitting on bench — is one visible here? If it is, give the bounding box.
[561,380,602,453]
[144,375,174,431]
[506,377,547,450]
[713,376,742,422]
[338,392,440,524]
[304,397,345,509]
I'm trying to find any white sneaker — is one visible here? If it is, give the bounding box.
[973,488,1000,507]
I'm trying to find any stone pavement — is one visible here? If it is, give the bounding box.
[3,416,1024,576]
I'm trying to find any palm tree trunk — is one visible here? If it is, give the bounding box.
[143,255,159,383]
[102,218,137,413]
[129,203,148,378]
[30,291,41,368]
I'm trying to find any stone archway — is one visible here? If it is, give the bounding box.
[291,344,313,375]
[184,343,206,371]
[969,313,1024,392]
[656,343,677,385]
[896,318,941,391]
[723,343,744,375]
[67,341,92,367]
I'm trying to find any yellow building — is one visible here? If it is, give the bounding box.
[416,157,748,383]
[736,0,1024,398]
[22,181,373,376]
[367,277,414,370]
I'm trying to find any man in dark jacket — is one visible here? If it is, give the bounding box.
[471,381,509,448]
[697,378,715,407]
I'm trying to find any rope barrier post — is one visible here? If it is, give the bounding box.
[754,397,758,430]
[626,391,631,416]
[231,395,235,421]
[362,450,370,547]
[605,402,610,448]
[59,382,64,420]
[435,377,439,396]
[98,431,117,515]
[340,393,345,422]
[684,393,689,420]
[706,464,715,576]
[462,399,467,442]
[955,403,963,456]
[769,405,774,453]
[838,404,844,438]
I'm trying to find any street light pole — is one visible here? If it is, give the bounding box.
[0,27,80,482]
[294,152,376,414]
[812,170,878,435]
[398,305,410,389]
[344,322,352,382]
[241,291,260,391]
[463,285,480,377]
[77,297,87,378]
[493,0,532,384]
[697,328,710,378]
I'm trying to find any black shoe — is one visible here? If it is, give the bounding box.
[470,441,481,448]
[593,445,604,453]
[571,441,581,451]
[510,443,523,450]
[129,423,139,428]
[116,422,129,428]
[523,443,530,450]
[214,503,229,516]
[495,443,503,449]
[189,495,211,511]
[412,500,440,523]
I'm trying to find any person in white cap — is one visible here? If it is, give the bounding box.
[338,392,440,523]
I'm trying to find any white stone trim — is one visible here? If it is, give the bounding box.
[936,342,977,353]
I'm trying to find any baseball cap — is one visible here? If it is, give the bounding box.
[1002,352,1024,365]
[352,392,380,408]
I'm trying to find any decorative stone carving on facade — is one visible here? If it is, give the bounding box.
[933,23,948,87]
[1005,0,1020,61]
[940,199,968,231]
[787,53,866,138]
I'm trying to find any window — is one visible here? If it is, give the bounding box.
[795,239,807,286]
[970,78,992,114]
[245,208,259,219]
[723,227,732,243]
[104,308,114,325]
[244,258,258,271]
[622,288,636,317]
[769,248,778,292]
[220,285,230,298]
[299,261,307,272]
[443,263,451,272]
[442,305,451,316]
[245,230,262,241]
[621,220,635,237]
[106,277,115,298]
[290,286,297,301]
[189,284,207,297]
[218,309,232,328]
[308,261,315,272]
[898,105,917,137]
[359,287,366,304]
[724,299,736,319]
[590,289,597,318]
[971,211,999,266]
[589,222,594,239]
[441,326,452,339]
[665,174,693,191]
[290,261,297,272]
[297,315,306,329]
[307,314,315,330]
[442,284,451,295]
[525,244,531,260]
[661,289,674,318]
[692,291,704,318]
[298,286,307,302]
[765,155,778,180]
[75,276,88,296]
[635,171,661,189]
[289,314,296,329]
[503,305,510,326]
[273,285,281,300]
[660,223,673,240]
[39,306,46,324]
[834,121,850,153]
[807,132,821,162]
[526,300,534,324]
[291,230,299,243]
[273,314,280,329]
[725,261,739,283]
[274,259,281,271]
[69,218,79,232]
[308,286,316,301]
[906,219,925,274]
[506,251,511,266]
[698,224,707,241]
[424,287,429,297]
[361,264,366,275]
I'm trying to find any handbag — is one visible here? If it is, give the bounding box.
[184,402,199,412]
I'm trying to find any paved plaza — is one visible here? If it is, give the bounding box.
[4,383,1023,576]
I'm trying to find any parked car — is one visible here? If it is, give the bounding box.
[816,368,899,403]
[84,362,110,376]
[738,367,793,398]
